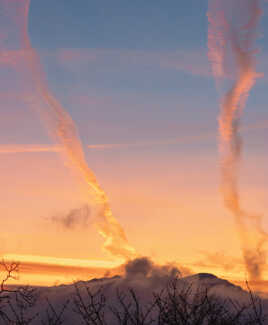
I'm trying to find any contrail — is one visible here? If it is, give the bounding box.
[87,121,268,149]
[0,0,135,260]
[0,145,61,154]
[208,0,267,280]
[0,120,267,154]
[87,133,213,149]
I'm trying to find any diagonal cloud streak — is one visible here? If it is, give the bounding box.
[208,0,267,281]
[0,0,135,260]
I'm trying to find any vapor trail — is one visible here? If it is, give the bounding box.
[0,145,61,154]
[1,120,267,154]
[0,0,135,260]
[208,0,266,280]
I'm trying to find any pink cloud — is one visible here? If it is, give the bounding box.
[56,48,98,64]
[1,119,266,154]
[0,144,61,154]
[52,48,268,80]
[55,48,211,77]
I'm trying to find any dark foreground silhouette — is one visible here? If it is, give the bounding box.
[0,259,267,324]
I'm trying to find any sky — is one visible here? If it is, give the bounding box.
[0,0,268,287]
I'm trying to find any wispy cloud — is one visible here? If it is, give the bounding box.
[50,205,91,230]
[53,48,268,83]
[2,254,123,284]
[55,48,211,78]
[0,144,61,154]
[0,134,213,154]
[87,133,213,150]
[194,251,244,272]
[0,119,266,154]
[3,254,121,271]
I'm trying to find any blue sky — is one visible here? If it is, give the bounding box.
[29,0,208,50]
[27,1,221,150]
[25,0,268,227]
[0,0,268,282]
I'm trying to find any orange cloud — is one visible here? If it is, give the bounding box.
[1,254,123,285]
[2,265,117,287]
[0,144,61,154]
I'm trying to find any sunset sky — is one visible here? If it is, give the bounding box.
[1,0,268,287]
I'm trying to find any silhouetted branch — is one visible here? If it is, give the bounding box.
[0,261,39,324]
[110,288,157,325]
[0,260,19,297]
[73,283,107,325]
[154,277,267,325]
[41,298,70,325]
[0,264,266,325]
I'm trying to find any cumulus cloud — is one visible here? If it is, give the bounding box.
[195,251,244,272]
[124,257,180,282]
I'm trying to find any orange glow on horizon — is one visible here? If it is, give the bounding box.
[3,254,123,269]
[1,0,267,292]
[2,253,268,290]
